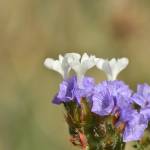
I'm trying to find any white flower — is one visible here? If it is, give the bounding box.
[65,53,96,86]
[96,58,129,80]
[44,54,71,79]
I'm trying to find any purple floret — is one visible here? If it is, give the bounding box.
[91,80,148,142]
[94,80,132,98]
[52,76,95,104]
[74,77,95,103]
[52,76,76,104]
[91,80,132,116]
[122,111,148,142]
[115,96,148,142]
[92,88,114,116]
[132,84,150,120]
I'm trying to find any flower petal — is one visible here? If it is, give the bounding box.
[44,58,64,77]
[66,53,96,87]
[96,57,129,80]
[110,58,129,80]
[44,54,72,79]
[123,113,147,142]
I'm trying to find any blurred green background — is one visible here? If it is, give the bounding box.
[1,0,150,150]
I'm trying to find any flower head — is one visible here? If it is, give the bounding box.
[96,58,129,80]
[44,53,150,145]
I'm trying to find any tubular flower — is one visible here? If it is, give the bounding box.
[96,58,129,80]
[66,53,96,87]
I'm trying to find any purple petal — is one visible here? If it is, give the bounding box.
[123,113,148,142]
[74,76,95,103]
[91,91,114,116]
[132,84,150,108]
[140,107,150,120]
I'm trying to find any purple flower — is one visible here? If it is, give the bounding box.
[91,80,132,116]
[74,77,95,103]
[132,84,150,120]
[52,76,76,104]
[52,76,95,104]
[92,88,114,116]
[116,95,132,111]
[114,95,148,142]
[122,111,148,142]
[98,80,132,98]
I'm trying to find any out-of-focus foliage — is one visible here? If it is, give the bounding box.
[1,0,150,150]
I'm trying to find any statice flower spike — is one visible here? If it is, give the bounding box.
[96,58,129,80]
[66,53,96,87]
[44,54,71,79]
[44,53,150,150]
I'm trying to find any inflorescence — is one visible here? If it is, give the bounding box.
[44,53,150,149]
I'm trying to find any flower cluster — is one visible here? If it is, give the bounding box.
[44,53,150,146]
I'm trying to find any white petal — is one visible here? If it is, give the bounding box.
[65,53,81,67]
[81,54,96,69]
[61,56,71,79]
[65,53,81,62]
[44,58,64,77]
[44,53,75,79]
[96,59,113,80]
[95,58,105,69]
[65,53,82,81]
[67,53,96,87]
[96,57,129,80]
[110,58,129,80]
[58,54,64,63]
[81,53,89,63]
[65,53,81,70]
[102,60,113,80]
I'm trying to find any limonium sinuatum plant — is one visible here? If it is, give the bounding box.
[44,53,150,150]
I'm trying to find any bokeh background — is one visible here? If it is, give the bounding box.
[1,0,150,150]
